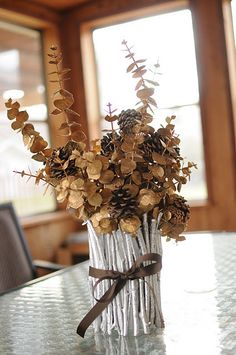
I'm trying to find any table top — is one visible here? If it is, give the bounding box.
[0,232,236,355]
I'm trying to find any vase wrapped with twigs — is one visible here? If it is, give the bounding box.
[86,215,164,336]
[4,41,195,337]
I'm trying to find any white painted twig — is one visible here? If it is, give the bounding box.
[131,236,150,334]
[126,234,139,336]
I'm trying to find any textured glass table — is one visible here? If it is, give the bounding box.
[0,232,236,355]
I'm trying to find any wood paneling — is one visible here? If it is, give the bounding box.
[63,0,186,22]
[22,211,82,261]
[30,0,92,11]
[0,0,60,25]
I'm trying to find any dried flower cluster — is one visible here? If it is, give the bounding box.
[5,42,196,241]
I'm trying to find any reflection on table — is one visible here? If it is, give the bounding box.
[0,232,236,355]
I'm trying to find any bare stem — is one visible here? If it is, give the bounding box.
[13,170,55,187]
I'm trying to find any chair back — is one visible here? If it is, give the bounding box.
[0,203,35,293]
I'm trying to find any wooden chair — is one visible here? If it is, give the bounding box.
[0,202,64,294]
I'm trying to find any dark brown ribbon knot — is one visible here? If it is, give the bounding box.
[77,252,162,338]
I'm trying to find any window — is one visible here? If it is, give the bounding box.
[92,9,207,202]
[61,0,236,231]
[231,0,236,36]
[0,20,56,216]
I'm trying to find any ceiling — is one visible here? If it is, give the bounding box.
[29,0,92,11]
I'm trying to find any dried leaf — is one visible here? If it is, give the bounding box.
[12,101,20,109]
[138,189,157,211]
[152,152,168,165]
[166,116,176,124]
[120,158,136,174]
[135,59,146,64]
[43,148,53,157]
[70,130,86,142]
[7,108,18,120]
[22,123,37,136]
[126,62,136,72]
[104,115,118,122]
[11,121,23,130]
[51,109,62,115]
[70,178,84,190]
[158,128,172,137]
[132,69,147,78]
[99,170,114,184]
[120,216,141,235]
[23,134,32,147]
[68,191,84,209]
[121,139,134,153]
[54,96,74,110]
[5,99,12,108]
[59,122,69,130]
[125,52,135,58]
[32,153,46,162]
[145,79,159,86]
[142,172,153,181]
[59,89,72,98]
[49,60,59,64]
[84,181,97,197]
[131,170,142,185]
[147,96,157,107]
[175,235,186,242]
[86,160,102,179]
[101,188,112,203]
[88,193,103,207]
[149,165,165,178]
[16,111,29,123]
[137,88,154,100]
[30,136,48,153]
[135,79,143,91]
[65,108,80,117]
[60,68,71,75]
[132,65,146,73]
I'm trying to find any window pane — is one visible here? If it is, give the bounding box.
[231,0,236,40]
[0,21,46,120]
[0,122,55,216]
[157,105,207,201]
[92,9,207,202]
[0,21,56,216]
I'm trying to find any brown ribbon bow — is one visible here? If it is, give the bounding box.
[77,252,162,338]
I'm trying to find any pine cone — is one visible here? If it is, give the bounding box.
[101,133,120,157]
[46,141,80,179]
[110,188,137,219]
[140,132,164,162]
[58,141,79,161]
[166,195,190,224]
[140,131,180,162]
[118,109,142,135]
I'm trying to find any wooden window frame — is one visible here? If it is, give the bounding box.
[0,2,66,225]
[60,0,236,232]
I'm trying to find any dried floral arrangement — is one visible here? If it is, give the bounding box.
[5,41,196,241]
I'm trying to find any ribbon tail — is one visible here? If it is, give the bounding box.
[77,279,126,338]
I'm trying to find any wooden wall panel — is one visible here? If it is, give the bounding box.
[22,212,82,261]
[0,0,60,26]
